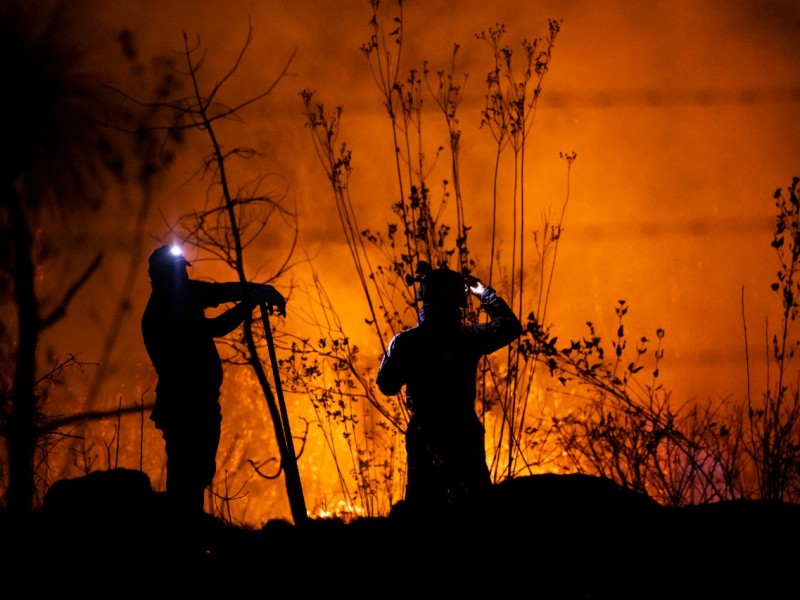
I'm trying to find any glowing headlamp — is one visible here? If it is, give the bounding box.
[165,244,191,267]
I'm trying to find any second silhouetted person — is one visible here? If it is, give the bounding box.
[376,262,522,513]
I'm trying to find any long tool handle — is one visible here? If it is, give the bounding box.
[259,303,308,522]
[260,303,292,451]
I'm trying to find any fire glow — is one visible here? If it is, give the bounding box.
[3,0,799,526]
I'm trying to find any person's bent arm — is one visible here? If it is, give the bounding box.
[198,282,286,338]
[190,280,286,314]
[203,301,255,338]
[376,337,406,395]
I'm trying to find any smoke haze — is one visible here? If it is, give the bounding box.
[20,0,800,522]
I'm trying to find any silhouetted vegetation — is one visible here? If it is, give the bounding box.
[0,0,180,514]
[293,0,800,516]
[1,0,798,530]
[1,2,798,596]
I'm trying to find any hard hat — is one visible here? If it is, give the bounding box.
[415,263,468,308]
[148,244,190,278]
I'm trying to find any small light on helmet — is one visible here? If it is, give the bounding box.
[170,245,183,258]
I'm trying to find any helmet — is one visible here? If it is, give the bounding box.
[148,244,190,279]
[414,263,468,308]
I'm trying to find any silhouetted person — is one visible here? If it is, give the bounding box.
[141,244,286,517]
[376,262,522,512]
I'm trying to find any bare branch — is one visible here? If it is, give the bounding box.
[39,253,103,331]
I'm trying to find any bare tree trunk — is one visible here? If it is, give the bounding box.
[5,186,38,514]
[170,28,308,524]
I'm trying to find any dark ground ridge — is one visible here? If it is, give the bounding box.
[2,468,798,599]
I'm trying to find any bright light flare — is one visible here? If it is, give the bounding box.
[170,245,183,258]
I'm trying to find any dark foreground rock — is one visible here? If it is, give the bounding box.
[2,469,799,599]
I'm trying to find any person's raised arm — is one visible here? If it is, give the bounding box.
[466,274,523,351]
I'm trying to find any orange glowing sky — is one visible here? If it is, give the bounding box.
[72,0,798,400]
[32,0,800,522]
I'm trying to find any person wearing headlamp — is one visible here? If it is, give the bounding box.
[141,244,286,518]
